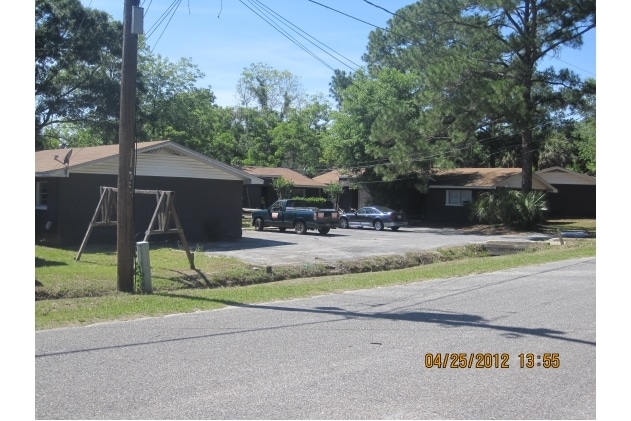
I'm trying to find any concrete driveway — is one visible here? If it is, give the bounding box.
[202,225,548,266]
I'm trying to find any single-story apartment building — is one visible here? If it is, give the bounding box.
[36,141,262,247]
[536,166,596,218]
[239,166,327,210]
[315,167,574,224]
[424,168,558,223]
[312,169,367,211]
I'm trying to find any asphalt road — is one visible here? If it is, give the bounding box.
[35,257,595,419]
[200,225,551,266]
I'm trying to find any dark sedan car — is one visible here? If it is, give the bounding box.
[339,206,408,231]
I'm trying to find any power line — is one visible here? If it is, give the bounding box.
[252,0,363,71]
[240,0,420,76]
[113,2,593,183]
[307,0,385,30]
[305,0,419,53]
[295,119,557,177]
[551,56,596,77]
[239,0,362,72]
[361,0,396,17]
[144,0,183,51]
[359,0,595,78]
[239,0,335,71]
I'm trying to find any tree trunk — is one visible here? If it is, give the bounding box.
[521,128,533,192]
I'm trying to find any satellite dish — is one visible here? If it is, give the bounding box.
[63,149,73,165]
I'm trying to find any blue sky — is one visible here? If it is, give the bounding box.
[83,0,596,107]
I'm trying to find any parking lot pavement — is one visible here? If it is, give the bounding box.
[202,226,546,267]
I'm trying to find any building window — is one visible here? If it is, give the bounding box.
[36,181,48,210]
[445,189,472,206]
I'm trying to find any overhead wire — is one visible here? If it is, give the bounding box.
[276,2,480,173]
[250,0,363,71]
[295,118,561,178]
[361,0,396,16]
[238,0,337,71]
[292,1,591,177]
[235,0,512,175]
[359,0,595,78]
[144,0,183,51]
[130,1,590,179]
[307,0,385,31]
[305,0,419,55]
[237,0,420,76]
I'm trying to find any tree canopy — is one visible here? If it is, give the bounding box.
[333,0,596,192]
[236,62,306,118]
[35,0,595,190]
[35,0,122,149]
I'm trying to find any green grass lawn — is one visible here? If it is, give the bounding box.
[35,222,596,330]
[537,218,596,235]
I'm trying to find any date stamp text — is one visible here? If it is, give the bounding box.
[424,353,560,369]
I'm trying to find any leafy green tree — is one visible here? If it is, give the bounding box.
[320,109,371,173]
[231,107,280,166]
[230,95,331,170]
[202,107,246,165]
[143,88,242,162]
[236,63,306,118]
[36,0,122,149]
[323,183,344,210]
[323,70,381,169]
[130,44,252,165]
[324,68,442,204]
[572,117,595,176]
[569,78,596,175]
[271,96,331,175]
[272,177,294,199]
[535,77,595,175]
[329,69,354,109]
[360,0,595,192]
[38,124,113,149]
[233,64,331,167]
[136,46,207,141]
[152,88,216,144]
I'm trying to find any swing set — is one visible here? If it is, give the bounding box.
[75,186,195,269]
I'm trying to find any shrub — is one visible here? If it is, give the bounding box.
[470,189,548,229]
[291,196,327,207]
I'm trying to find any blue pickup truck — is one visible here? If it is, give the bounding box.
[251,199,340,235]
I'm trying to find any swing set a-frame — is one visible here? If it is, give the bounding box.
[75,186,195,269]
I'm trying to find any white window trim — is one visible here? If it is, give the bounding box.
[36,181,48,210]
[445,189,472,206]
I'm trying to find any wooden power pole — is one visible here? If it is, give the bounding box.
[117,0,141,292]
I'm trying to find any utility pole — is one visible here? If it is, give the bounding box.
[117,0,141,292]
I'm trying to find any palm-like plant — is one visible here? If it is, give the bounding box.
[469,191,502,225]
[470,189,548,229]
[514,190,549,229]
